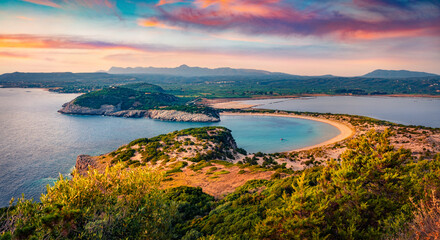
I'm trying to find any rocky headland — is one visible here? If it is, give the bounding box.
[72,126,278,198]
[58,100,220,122]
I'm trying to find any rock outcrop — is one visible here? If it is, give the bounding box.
[108,110,149,118]
[75,155,97,176]
[58,100,220,122]
[58,101,122,115]
[147,109,219,122]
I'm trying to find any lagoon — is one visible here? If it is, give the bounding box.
[241,96,440,128]
[0,88,339,206]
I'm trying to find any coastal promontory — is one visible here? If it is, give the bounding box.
[58,84,220,122]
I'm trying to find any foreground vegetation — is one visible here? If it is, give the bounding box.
[1,129,440,239]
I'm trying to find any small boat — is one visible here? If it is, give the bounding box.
[280,138,284,141]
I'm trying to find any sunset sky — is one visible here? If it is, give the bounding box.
[0,0,439,76]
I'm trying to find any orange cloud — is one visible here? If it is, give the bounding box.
[348,29,428,40]
[22,0,61,8]
[138,17,161,27]
[194,0,281,16]
[137,18,182,30]
[156,0,187,6]
[0,35,138,51]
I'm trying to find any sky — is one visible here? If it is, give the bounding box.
[0,0,439,76]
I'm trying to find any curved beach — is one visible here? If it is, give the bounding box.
[220,112,355,152]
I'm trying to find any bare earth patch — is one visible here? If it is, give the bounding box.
[162,163,273,198]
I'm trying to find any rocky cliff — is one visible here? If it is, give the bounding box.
[75,155,97,176]
[59,100,122,115]
[58,100,220,122]
[147,109,219,122]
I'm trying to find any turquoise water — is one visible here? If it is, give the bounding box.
[242,96,440,128]
[0,88,339,207]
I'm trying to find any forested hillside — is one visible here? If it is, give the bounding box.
[1,72,439,96]
[73,86,182,110]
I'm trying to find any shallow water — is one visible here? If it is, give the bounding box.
[0,88,339,206]
[241,96,440,128]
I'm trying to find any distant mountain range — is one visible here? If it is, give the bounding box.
[108,64,290,77]
[362,69,438,78]
[108,65,439,79]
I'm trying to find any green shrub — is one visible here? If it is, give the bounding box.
[166,161,188,174]
[189,161,213,171]
[213,170,230,175]
[1,165,176,239]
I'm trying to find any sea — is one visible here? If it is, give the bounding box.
[0,88,339,207]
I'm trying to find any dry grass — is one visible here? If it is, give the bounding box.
[404,190,440,240]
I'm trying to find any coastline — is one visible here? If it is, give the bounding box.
[221,112,355,152]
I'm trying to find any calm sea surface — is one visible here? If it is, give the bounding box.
[242,96,440,128]
[0,88,339,207]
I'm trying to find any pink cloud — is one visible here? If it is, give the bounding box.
[153,0,440,39]
[22,0,115,9]
[0,51,30,59]
[22,0,61,8]
[69,0,115,9]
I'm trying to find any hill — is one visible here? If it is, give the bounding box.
[121,82,165,93]
[363,69,438,78]
[0,72,139,93]
[58,86,220,122]
[72,86,180,110]
[108,64,290,77]
[76,126,246,173]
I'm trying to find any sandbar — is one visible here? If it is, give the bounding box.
[211,101,259,109]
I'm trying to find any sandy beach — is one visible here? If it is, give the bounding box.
[221,112,355,152]
[207,96,299,109]
[211,101,259,109]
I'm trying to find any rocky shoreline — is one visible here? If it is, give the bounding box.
[58,100,220,122]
